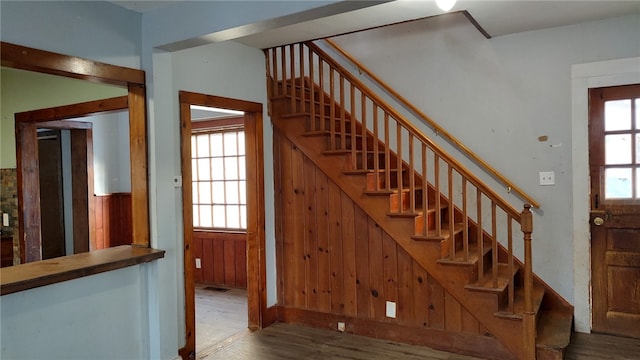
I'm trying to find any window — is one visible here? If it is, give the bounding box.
[191,127,247,230]
[603,97,640,199]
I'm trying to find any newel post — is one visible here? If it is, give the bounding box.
[521,204,534,314]
[521,204,536,360]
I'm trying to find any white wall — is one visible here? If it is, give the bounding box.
[148,40,277,352]
[0,2,154,359]
[330,12,640,332]
[0,264,153,360]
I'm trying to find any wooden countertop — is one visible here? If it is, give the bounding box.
[0,245,165,295]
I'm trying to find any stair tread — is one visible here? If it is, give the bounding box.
[465,263,519,293]
[494,282,545,320]
[438,244,490,266]
[536,309,573,351]
[413,222,464,241]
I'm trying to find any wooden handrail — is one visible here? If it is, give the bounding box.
[306,41,522,221]
[323,38,540,209]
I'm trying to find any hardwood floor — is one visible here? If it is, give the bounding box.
[195,287,639,359]
[195,285,247,355]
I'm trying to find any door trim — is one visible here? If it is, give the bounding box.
[571,56,640,333]
[178,91,266,359]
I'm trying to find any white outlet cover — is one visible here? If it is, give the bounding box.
[539,171,555,186]
[337,321,345,332]
[195,258,201,269]
[386,301,397,318]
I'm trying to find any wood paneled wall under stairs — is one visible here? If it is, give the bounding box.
[274,133,504,350]
[193,231,247,289]
[93,193,132,249]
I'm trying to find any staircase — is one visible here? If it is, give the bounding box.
[266,42,573,360]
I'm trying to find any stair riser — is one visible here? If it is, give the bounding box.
[389,189,425,213]
[366,171,411,192]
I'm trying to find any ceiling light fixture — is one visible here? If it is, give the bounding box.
[435,0,456,12]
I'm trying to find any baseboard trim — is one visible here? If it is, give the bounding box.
[275,306,515,360]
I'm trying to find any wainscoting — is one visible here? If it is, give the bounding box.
[94,193,132,249]
[193,231,247,289]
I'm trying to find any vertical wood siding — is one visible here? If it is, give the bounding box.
[275,133,484,335]
[93,193,132,249]
[192,231,247,289]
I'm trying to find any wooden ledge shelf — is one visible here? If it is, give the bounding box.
[0,245,165,295]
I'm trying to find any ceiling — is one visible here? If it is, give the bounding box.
[110,0,640,49]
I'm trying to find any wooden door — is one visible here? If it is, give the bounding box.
[589,84,640,338]
[38,130,66,259]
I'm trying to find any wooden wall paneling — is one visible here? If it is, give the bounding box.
[193,235,203,283]
[16,123,42,262]
[235,239,247,288]
[445,292,463,332]
[340,191,357,316]
[291,146,307,308]
[367,218,385,320]
[382,232,398,316]
[94,196,106,250]
[314,169,331,312]
[203,236,215,284]
[354,206,370,318]
[223,239,236,285]
[461,306,481,334]
[428,273,446,329]
[412,260,430,328]
[327,181,344,314]
[281,139,295,307]
[212,238,224,284]
[303,157,319,310]
[274,132,285,304]
[396,246,414,323]
[127,83,149,247]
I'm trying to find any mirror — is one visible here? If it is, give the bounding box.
[1,42,149,264]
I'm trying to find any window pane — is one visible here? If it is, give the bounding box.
[191,136,197,157]
[240,205,247,229]
[210,158,224,180]
[605,134,631,165]
[193,205,199,227]
[213,205,226,228]
[199,205,213,227]
[605,99,631,131]
[225,157,238,180]
[212,181,225,204]
[226,181,239,204]
[226,205,240,228]
[192,159,198,180]
[637,134,640,164]
[605,168,632,199]
[197,159,211,181]
[239,180,246,204]
[198,182,211,204]
[636,99,639,129]
[637,168,640,199]
[224,132,237,156]
[196,134,210,157]
[238,156,246,180]
[192,186,198,204]
[210,133,223,157]
[237,131,245,156]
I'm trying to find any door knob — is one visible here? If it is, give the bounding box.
[593,217,604,226]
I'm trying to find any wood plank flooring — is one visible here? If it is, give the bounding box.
[195,287,640,359]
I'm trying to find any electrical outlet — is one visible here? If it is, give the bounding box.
[539,171,555,186]
[173,176,182,188]
[337,321,345,332]
[2,213,8,227]
[386,301,397,318]
[195,258,201,269]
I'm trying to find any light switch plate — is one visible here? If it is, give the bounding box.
[539,171,555,186]
[195,258,201,269]
[173,176,183,188]
[2,213,8,227]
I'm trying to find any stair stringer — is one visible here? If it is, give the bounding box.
[271,110,528,360]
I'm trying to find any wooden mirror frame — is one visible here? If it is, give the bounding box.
[1,42,149,262]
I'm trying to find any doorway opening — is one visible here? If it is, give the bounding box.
[178,91,266,360]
